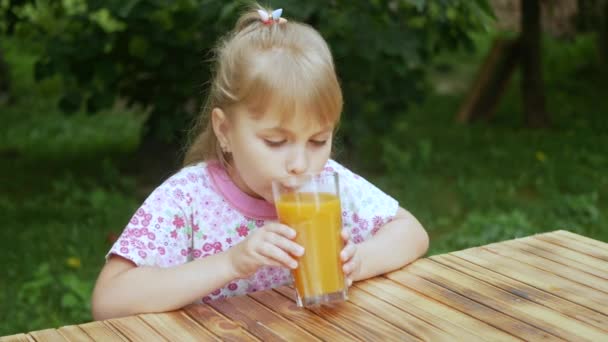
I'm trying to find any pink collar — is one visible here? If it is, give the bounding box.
[206,161,277,220]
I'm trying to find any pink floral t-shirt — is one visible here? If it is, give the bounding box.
[107,159,398,302]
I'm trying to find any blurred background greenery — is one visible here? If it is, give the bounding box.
[1,0,607,336]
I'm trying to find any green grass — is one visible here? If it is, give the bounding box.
[1,32,607,336]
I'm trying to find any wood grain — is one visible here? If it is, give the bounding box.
[77,322,125,341]
[27,329,67,342]
[208,294,320,341]
[409,258,607,341]
[56,325,93,342]
[106,316,166,341]
[184,304,258,341]
[484,242,608,293]
[248,288,359,341]
[554,230,608,250]
[139,311,219,341]
[346,284,457,341]
[512,238,608,278]
[0,334,31,342]
[387,267,558,340]
[454,247,608,315]
[357,277,516,341]
[432,254,608,332]
[535,234,608,262]
[274,287,420,341]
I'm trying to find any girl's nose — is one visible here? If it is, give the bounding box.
[287,147,309,175]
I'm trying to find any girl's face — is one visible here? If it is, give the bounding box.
[213,105,334,203]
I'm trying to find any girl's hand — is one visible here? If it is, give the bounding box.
[228,223,304,279]
[340,230,361,287]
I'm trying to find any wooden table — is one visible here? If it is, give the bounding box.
[3,230,608,341]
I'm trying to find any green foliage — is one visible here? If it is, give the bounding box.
[0,37,143,334]
[0,36,148,161]
[368,33,608,255]
[2,0,492,144]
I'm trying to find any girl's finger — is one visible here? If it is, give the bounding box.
[343,262,351,274]
[266,232,305,257]
[340,243,355,261]
[266,223,297,239]
[341,229,350,241]
[260,242,298,269]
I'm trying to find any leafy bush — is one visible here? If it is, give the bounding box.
[2,0,492,147]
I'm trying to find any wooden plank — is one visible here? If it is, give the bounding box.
[484,242,608,293]
[248,289,360,341]
[454,247,608,315]
[208,295,320,341]
[386,267,560,340]
[28,329,67,342]
[554,230,608,250]
[431,254,608,333]
[274,286,420,341]
[535,234,608,262]
[358,277,517,341]
[346,284,458,341]
[56,326,93,341]
[106,316,166,342]
[515,238,608,278]
[78,321,125,341]
[184,304,258,341]
[0,334,31,342]
[520,236,608,272]
[139,311,220,341]
[407,259,608,341]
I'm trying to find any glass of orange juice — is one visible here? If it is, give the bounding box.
[272,172,347,307]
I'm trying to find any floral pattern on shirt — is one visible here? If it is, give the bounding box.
[107,159,398,302]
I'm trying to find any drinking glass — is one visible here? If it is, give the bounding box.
[272,172,347,307]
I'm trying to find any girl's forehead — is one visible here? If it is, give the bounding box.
[243,103,335,132]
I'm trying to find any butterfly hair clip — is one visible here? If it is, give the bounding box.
[257,8,287,25]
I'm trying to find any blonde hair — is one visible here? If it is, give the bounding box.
[183,5,343,167]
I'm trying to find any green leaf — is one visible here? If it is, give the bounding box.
[473,0,496,19]
[406,0,426,12]
[119,0,141,18]
[128,35,149,59]
[61,0,87,16]
[88,8,126,33]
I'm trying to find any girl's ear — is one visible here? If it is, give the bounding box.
[211,107,231,152]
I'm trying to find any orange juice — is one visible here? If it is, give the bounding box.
[275,192,345,299]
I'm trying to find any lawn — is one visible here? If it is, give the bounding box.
[1,32,607,335]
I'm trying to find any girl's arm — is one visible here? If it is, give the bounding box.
[92,223,303,320]
[353,207,428,281]
[91,252,237,320]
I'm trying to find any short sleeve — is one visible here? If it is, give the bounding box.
[325,160,399,244]
[107,177,192,268]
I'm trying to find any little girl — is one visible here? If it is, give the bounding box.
[92,6,428,320]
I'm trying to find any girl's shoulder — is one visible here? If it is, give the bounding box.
[149,161,223,207]
[323,159,363,182]
[159,162,213,190]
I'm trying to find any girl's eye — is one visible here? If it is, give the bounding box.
[264,139,286,147]
[310,140,328,147]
